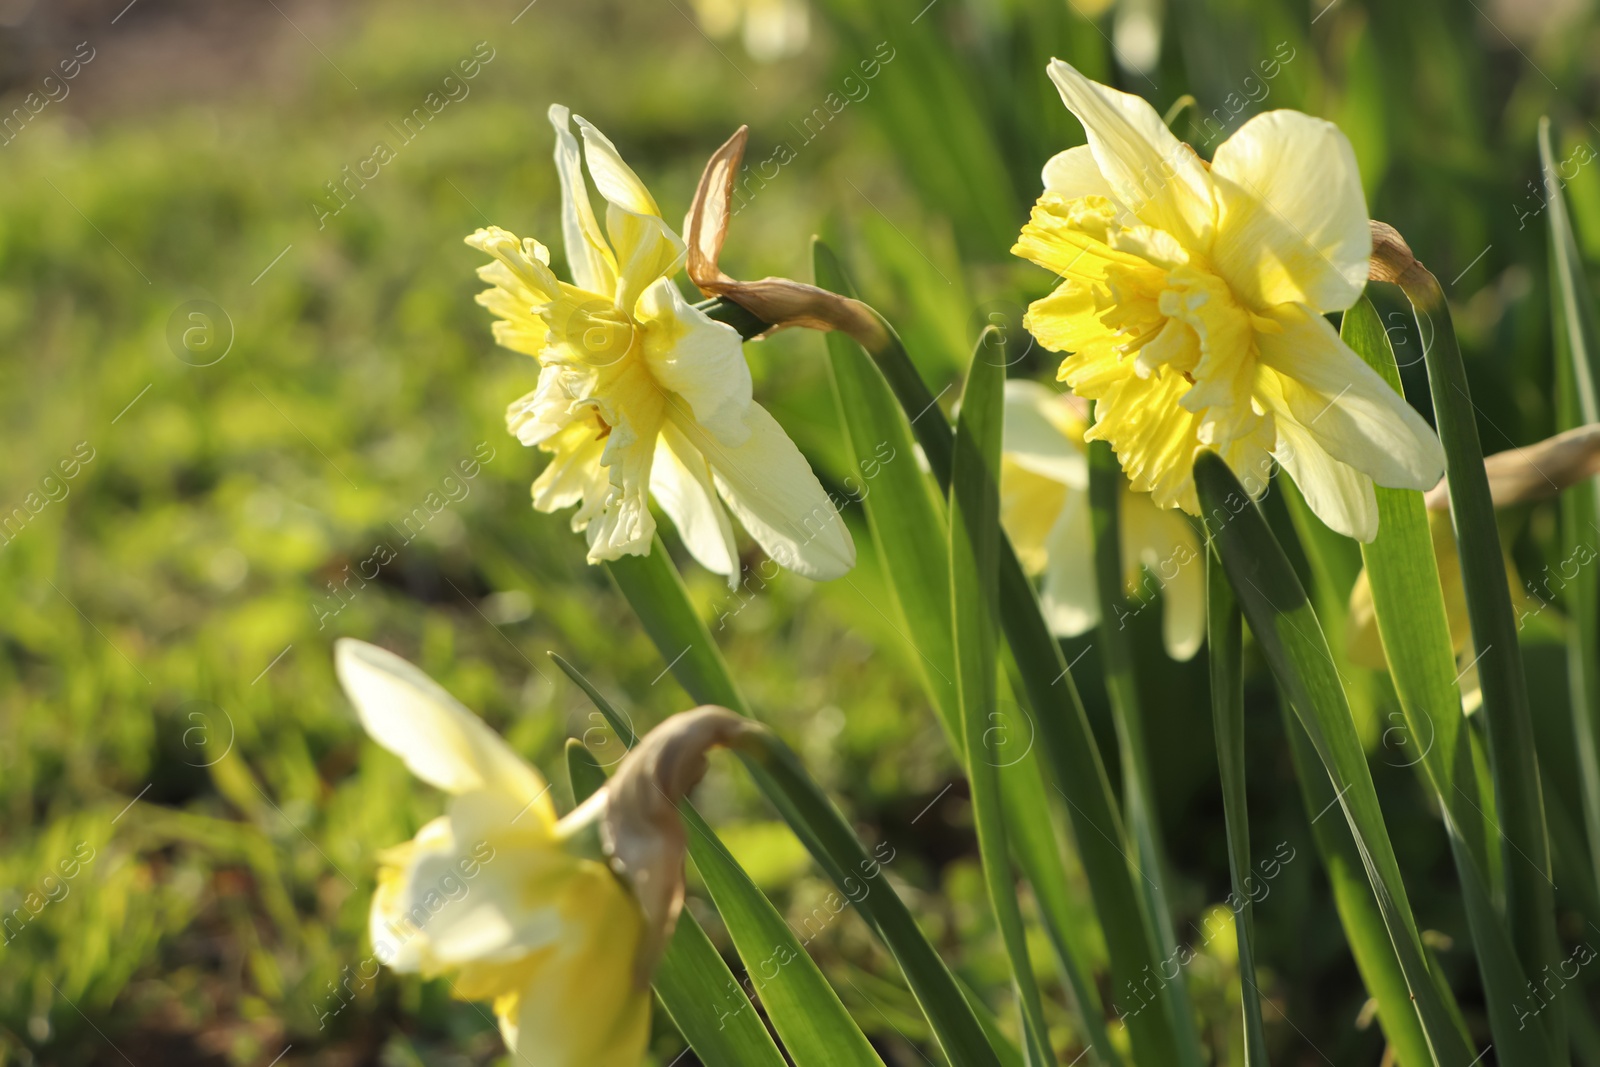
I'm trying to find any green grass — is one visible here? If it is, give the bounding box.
[4,0,1600,1063]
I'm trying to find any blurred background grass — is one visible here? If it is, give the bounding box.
[1,0,1597,1063]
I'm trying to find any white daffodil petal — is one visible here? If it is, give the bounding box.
[1046,58,1215,249]
[548,105,617,298]
[1258,304,1445,491]
[1131,499,1204,660]
[574,115,687,313]
[1040,489,1099,638]
[399,836,568,967]
[1273,418,1379,541]
[651,421,740,581]
[1211,110,1371,314]
[1003,379,1088,487]
[682,404,855,580]
[335,640,552,815]
[635,277,753,446]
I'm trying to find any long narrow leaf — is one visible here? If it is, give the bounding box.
[563,737,788,1067]
[1342,296,1554,1063]
[1542,115,1600,909]
[1392,231,1563,1049]
[1205,553,1269,1064]
[602,552,1004,1065]
[812,239,1199,1066]
[1195,451,1474,1064]
[815,239,1117,1062]
[1087,438,1204,1067]
[951,335,1057,1064]
[552,656,879,1067]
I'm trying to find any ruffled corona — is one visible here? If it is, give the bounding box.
[1014,61,1445,541]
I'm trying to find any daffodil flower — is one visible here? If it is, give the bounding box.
[468,106,853,583]
[335,638,755,1067]
[1014,60,1445,541]
[1001,380,1204,660]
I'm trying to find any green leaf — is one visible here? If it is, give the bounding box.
[599,557,1004,1065]
[563,734,787,1067]
[1543,114,1600,914]
[1087,439,1205,1067]
[814,238,1199,1066]
[1396,242,1564,1052]
[1194,452,1474,1064]
[951,333,1056,1064]
[1204,554,1269,1064]
[814,238,1116,1062]
[1341,296,1553,1064]
[1277,697,1434,1067]
[550,654,881,1067]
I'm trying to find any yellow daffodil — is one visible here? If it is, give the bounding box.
[337,638,759,1066]
[1001,380,1204,660]
[337,638,650,1066]
[468,106,853,583]
[1014,60,1445,542]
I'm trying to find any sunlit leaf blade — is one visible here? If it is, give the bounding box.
[1204,554,1269,1064]
[1087,439,1204,1067]
[1542,114,1600,913]
[814,239,1117,1062]
[1278,697,1434,1066]
[1398,249,1563,1049]
[812,239,1199,1066]
[1194,452,1474,1064]
[951,333,1056,1064]
[1341,297,1554,1064]
[599,556,1004,1065]
[562,735,788,1067]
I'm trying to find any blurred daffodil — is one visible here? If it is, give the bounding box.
[1014,60,1444,542]
[1347,425,1600,710]
[690,0,810,62]
[468,106,853,583]
[1002,380,1204,660]
[336,638,754,1067]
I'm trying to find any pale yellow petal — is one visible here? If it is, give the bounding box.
[334,640,552,816]
[1000,457,1070,574]
[1272,417,1379,541]
[650,420,740,581]
[1003,379,1087,487]
[635,276,753,446]
[1256,303,1444,492]
[678,403,855,580]
[1046,58,1215,249]
[574,115,687,313]
[548,105,618,298]
[1210,110,1371,314]
[1040,489,1098,638]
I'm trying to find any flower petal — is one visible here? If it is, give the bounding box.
[1042,144,1120,205]
[573,115,687,313]
[1003,379,1088,486]
[650,420,740,581]
[634,276,753,446]
[1256,303,1444,492]
[1040,490,1098,638]
[1045,58,1215,249]
[1000,458,1069,574]
[1124,496,1204,660]
[1272,417,1379,541]
[675,403,855,580]
[1210,110,1371,313]
[548,105,617,298]
[335,640,551,816]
